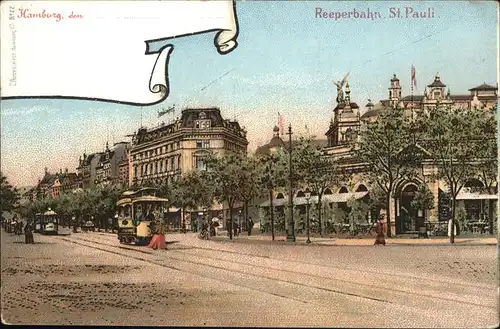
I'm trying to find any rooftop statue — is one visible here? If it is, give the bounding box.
[333,72,350,104]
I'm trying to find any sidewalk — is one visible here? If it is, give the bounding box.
[208,231,497,246]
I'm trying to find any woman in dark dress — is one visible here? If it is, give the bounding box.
[374,215,387,246]
[24,221,34,244]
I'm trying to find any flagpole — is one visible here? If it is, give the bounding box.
[411,66,414,120]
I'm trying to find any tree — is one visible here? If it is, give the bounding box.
[426,106,496,243]
[294,137,346,235]
[410,184,435,219]
[97,186,123,230]
[205,151,247,240]
[0,172,20,214]
[54,192,73,226]
[257,150,288,240]
[356,107,424,237]
[472,113,497,234]
[347,198,370,222]
[235,155,261,233]
[169,171,212,232]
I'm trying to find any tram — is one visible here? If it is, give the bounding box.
[33,213,43,233]
[41,209,59,235]
[116,188,168,245]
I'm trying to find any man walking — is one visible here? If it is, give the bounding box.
[233,220,239,238]
[247,217,254,236]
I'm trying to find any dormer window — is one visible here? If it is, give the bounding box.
[195,119,211,129]
[433,91,441,99]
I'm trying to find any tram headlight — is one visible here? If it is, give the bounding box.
[122,220,129,226]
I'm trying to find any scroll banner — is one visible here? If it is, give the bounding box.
[0,0,238,105]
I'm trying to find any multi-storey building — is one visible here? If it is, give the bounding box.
[76,152,101,189]
[130,107,248,186]
[117,150,130,189]
[258,74,497,235]
[77,141,130,188]
[34,168,80,199]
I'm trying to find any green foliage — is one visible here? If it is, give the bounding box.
[426,107,496,217]
[346,198,370,223]
[169,171,213,210]
[293,137,346,234]
[410,184,435,211]
[256,149,289,195]
[356,107,426,234]
[456,206,467,224]
[26,185,124,224]
[0,172,20,213]
[367,185,387,211]
[205,151,246,208]
[204,151,252,239]
[473,112,497,194]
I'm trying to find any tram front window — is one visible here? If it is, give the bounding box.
[45,217,57,224]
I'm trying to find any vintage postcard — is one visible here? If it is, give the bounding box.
[1,0,498,327]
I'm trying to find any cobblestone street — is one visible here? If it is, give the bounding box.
[1,230,498,327]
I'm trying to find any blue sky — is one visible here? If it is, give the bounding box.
[1,0,498,187]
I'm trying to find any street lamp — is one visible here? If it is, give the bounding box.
[267,154,275,241]
[286,124,296,242]
[203,206,208,235]
[305,188,311,244]
[238,209,242,234]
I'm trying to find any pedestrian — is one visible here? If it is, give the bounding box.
[226,218,231,235]
[72,216,78,233]
[233,220,239,237]
[24,221,34,244]
[374,215,387,246]
[192,218,198,233]
[247,217,254,236]
[209,221,216,237]
[148,219,167,250]
[212,217,220,236]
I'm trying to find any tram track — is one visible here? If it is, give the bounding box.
[58,234,497,313]
[171,242,496,290]
[170,246,497,309]
[94,232,496,291]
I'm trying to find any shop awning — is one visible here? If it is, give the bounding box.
[455,192,498,200]
[259,191,368,207]
[322,191,369,203]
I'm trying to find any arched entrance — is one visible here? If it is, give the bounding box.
[398,183,425,233]
[463,179,486,221]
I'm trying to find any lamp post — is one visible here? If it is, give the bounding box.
[203,206,208,235]
[238,209,242,234]
[267,154,275,241]
[305,188,311,244]
[286,124,296,242]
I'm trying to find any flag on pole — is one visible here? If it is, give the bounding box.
[278,112,285,136]
[411,65,417,89]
